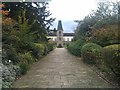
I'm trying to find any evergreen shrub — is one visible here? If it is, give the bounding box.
[102,44,120,83]
[67,39,85,56]
[81,43,102,64]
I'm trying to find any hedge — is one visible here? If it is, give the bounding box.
[67,39,85,56]
[81,43,102,65]
[102,44,120,83]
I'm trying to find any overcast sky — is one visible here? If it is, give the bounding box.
[48,0,98,33]
[48,0,119,33]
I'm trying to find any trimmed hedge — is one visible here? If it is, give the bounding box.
[81,43,102,64]
[67,39,85,56]
[102,44,120,83]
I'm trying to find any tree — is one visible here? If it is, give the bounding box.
[2,2,55,63]
[3,2,55,38]
[73,1,119,42]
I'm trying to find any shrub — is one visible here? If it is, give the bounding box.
[18,61,29,75]
[2,82,11,88]
[81,43,102,64]
[2,64,21,88]
[102,44,120,83]
[47,40,56,52]
[67,39,85,56]
[90,25,119,47]
[18,52,34,64]
[2,45,19,64]
[31,43,45,59]
[18,52,34,74]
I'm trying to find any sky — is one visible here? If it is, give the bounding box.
[48,0,98,33]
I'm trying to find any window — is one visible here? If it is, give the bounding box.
[59,31,61,34]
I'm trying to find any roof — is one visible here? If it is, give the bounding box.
[48,33,56,36]
[57,20,63,30]
[63,33,74,36]
[48,33,74,36]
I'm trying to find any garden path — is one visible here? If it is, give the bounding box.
[13,48,113,88]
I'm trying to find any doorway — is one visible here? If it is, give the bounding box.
[57,44,63,48]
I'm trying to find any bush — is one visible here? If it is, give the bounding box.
[31,43,45,59]
[81,43,102,64]
[18,52,34,74]
[102,44,120,83]
[90,25,119,47]
[18,61,29,75]
[67,39,85,56]
[18,52,34,64]
[2,64,21,88]
[2,45,19,64]
[47,40,56,52]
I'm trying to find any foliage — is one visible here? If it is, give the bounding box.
[2,2,55,41]
[2,45,19,65]
[31,43,46,59]
[81,43,102,64]
[47,40,56,52]
[92,15,118,29]
[89,25,119,47]
[18,52,34,64]
[74,2,118,42]
[68,1,120,85]
[17,52,34,74]
[74,22,92,41]
[67,39,85,56]
[102,44,120,83]
[2,2,55,88]
[18,61,29,75]
[2,64,21,88]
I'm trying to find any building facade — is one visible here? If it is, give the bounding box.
[47,20,74,47]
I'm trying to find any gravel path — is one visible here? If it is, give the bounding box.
[13,48,113,88]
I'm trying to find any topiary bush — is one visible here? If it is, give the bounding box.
[67,39,85,56]
[81,43,102,64]
[102,44,120,84]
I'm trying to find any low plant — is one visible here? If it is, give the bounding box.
[18,52,34,74]
[2,64,21,88]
